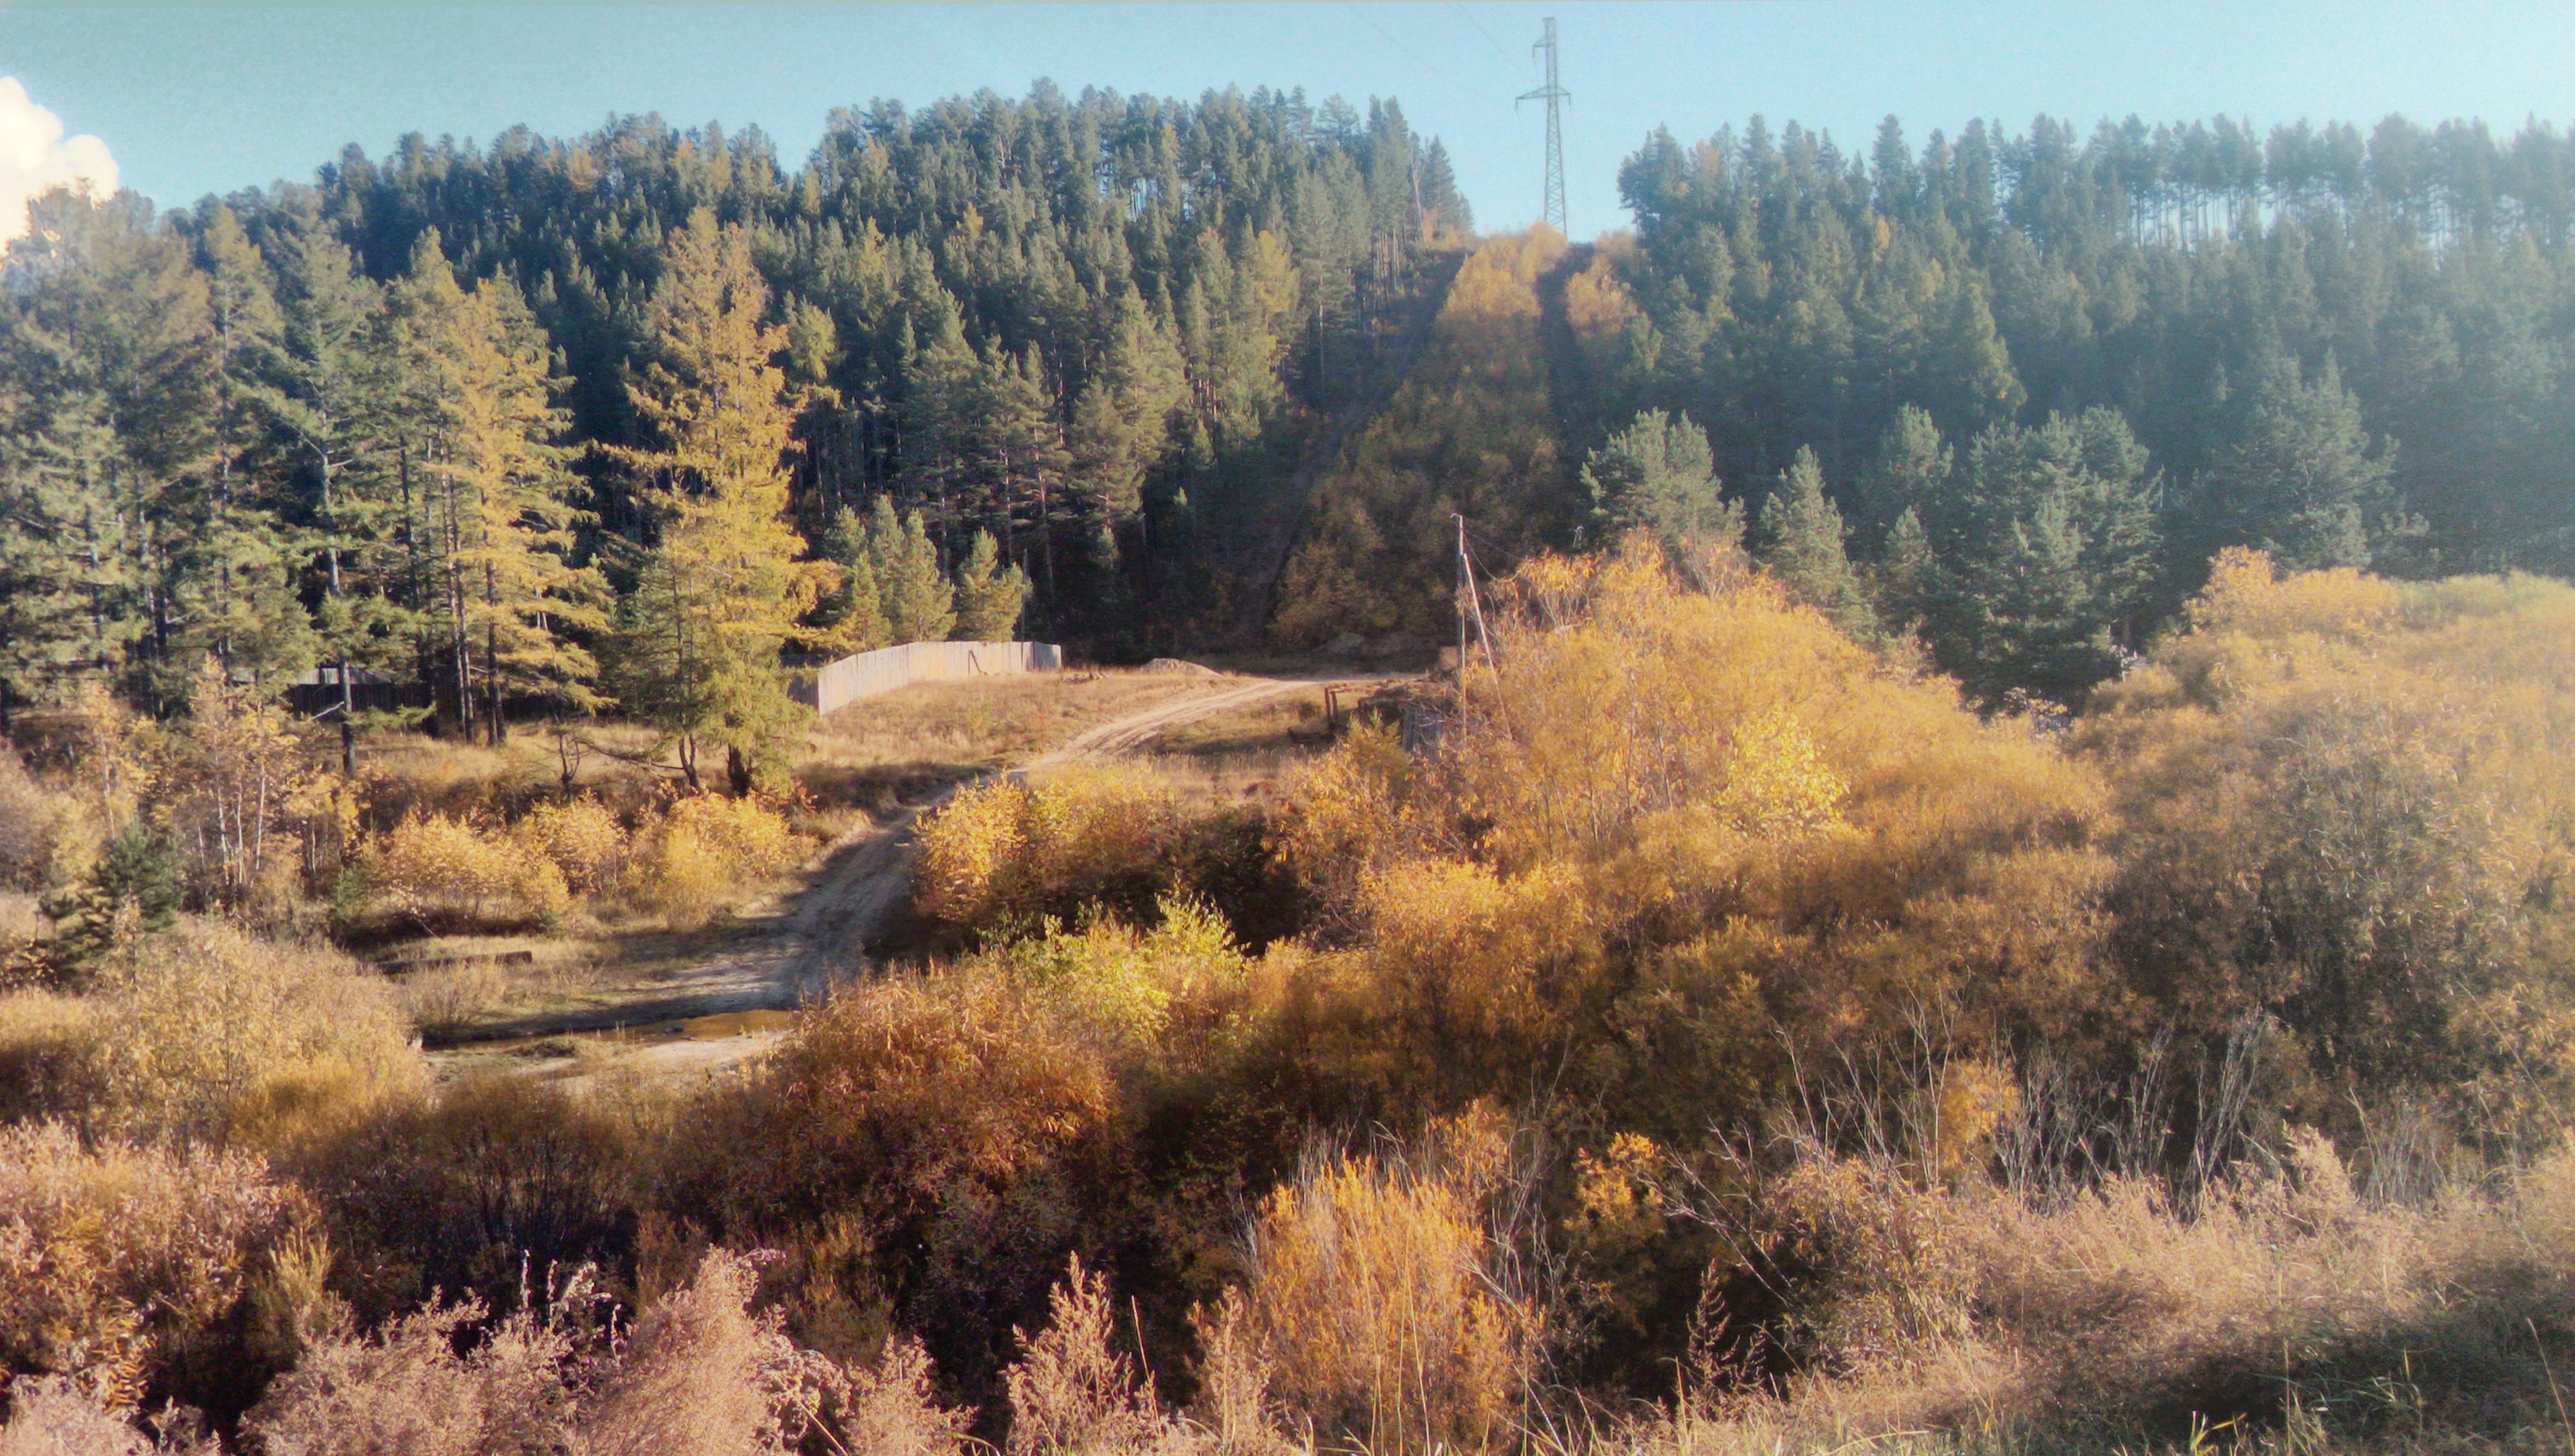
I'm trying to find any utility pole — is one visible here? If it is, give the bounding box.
[1456,514,1471,686]
[1518,17,1570,235]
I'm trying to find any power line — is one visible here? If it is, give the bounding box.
[1343,4,1483,110]
[1449,2,1529,76]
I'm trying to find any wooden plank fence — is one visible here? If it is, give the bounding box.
[793,641,1063,716]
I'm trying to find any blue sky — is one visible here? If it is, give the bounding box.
[3,1,2571,241]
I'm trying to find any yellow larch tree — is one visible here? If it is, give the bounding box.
[608,209,835,793]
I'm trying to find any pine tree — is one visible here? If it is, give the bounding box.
[608,210,832,793]
[1875,505,1936,630]
[1928,409,2163,703]
[2192,352,2397,571]
[868,496,955,645]
[816,506,891,654]
[951,528,1031,641]
[1752,447,1879,641]
[1582,409,1737,547]
[264,213,391,758]
[982,343,1070,603]
[1418,139,1474,239]
[1,192,220,710]
[181,205,318,690]
[0,398,137,707]
[1853,405,1953,552]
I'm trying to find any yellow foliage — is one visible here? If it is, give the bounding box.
[998,895,1251,1045]
[626,793,802,930]
[1277,539,2118,1121]
[512,795,628,895]
[1361,858,1588,1076]
[1238,1108,1537,1455]
[0,1123,316,1412]
[912,766,1179,938]
[1272,229,1574,647]
[1713,709,1847,839]
[2085,552,2575,1127]
[1269,723,1424,929]
[78,917,426,1145]
[362,812,571,927]
[915,780,1031,928]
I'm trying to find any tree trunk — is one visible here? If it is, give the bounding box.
[727,744,753,798]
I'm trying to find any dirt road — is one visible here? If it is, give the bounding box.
[432,671,1341,1080]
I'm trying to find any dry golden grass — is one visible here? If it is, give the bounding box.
[1,918,428,1147]
[0,1123,316,1417]
[1237,1111,1540,1456]
[795,670,1209,818]
[385,946,613,1038]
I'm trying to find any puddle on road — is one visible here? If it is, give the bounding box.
[668,1009,796,1040]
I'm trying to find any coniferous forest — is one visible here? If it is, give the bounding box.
[8,99,2574,732]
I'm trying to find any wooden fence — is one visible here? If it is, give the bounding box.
[793,641,1063,716]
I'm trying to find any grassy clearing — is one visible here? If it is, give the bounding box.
[344,669,1240,1041]
[794,669,1210,824]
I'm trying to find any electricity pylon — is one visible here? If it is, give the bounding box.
[1517,16,1570,235]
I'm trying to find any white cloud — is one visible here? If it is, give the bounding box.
[0,77,118,243]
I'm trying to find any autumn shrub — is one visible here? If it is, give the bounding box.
[1638,1132,2575,1450]
[0,749,65,893]
[511,794,628,896]
[1698,1152,1980,1381]
[1002,1256,1173,1456]
[53,918,424,1147]
[1271,543,2119,1135]
[992,895,1256,1045]
[0,1123,316,1423]
[626,793,802,930]
[357,812,571,931]
[915,766,1189,942]
[288,1074,649,1326]
[243,1294,573,1456]
[0,991,97,1126]
[2085,549,2575,1134]
[243,1248,851,1456]
[1234,1110,1541,1456]
[578,1248,851,1455]
[669,965,1125,1395]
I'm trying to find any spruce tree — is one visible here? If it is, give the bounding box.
[816,506,891,654]
[1853,405,1953,552]
[1875,505,1936,630]
[1929,409,2163,704]
[868,497,956,645]
[1752,447,1880,641]
[2192,352,2396,571]
[182,205,318,690]
[1,192,220,711]
[1582,409,1739,549]
[951,528,1031,641]
[264,214,391,756]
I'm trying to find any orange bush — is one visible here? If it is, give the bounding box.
[913,767,1189,942]
[1235,1111,1539,1455]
